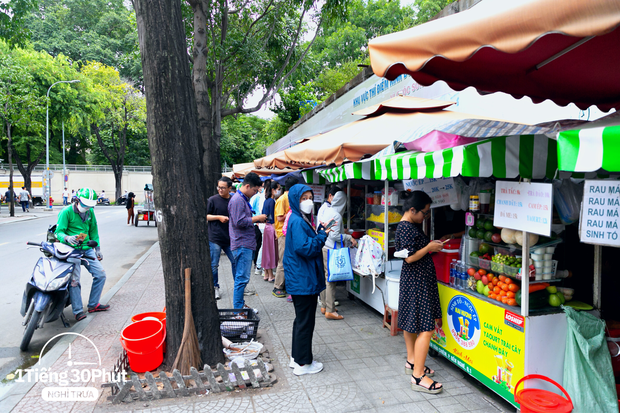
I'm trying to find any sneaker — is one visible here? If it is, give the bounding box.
[289,358,300,369]
[272,288,286,298]
[254,267,262,275]
[75,312,87,321]
[87,303,110,313]
[334,301,340,306]
[214,287,221,300]
[244,287,256,296]
[293,360,324,376]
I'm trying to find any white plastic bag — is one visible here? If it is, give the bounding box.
[352,236,385,293]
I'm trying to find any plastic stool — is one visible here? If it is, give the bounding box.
[383,305,402,336]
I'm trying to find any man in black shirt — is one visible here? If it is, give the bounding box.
[207,176,236,300]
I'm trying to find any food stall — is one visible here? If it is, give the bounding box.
[310,129,619,408]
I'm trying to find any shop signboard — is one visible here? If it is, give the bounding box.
[579,180,620,247]
[402,177,458,208]
[493,181,553,236]
[309,184,325,203]
[430,284,525,407]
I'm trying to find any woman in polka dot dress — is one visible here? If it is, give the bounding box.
[395,190,444,394]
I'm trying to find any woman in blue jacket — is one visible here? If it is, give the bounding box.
[284,183,330,376]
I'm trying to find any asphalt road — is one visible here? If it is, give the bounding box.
[0,206,158,381]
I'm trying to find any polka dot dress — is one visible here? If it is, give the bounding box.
[395,221,441,334]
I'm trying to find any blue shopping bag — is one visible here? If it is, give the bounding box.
[327,235,354,282]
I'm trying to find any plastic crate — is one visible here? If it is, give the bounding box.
[504,264,520,277]
[219,309,260,341]
[490,261,503,274]
[469,256,479,266]
[478,258,492,270]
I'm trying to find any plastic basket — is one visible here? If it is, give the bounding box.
[504,264,520,277]
[540,260,558,280]
[219,309,260,341]
[490,261,503,273]
[478,258,491,270]
[469,256,479,266]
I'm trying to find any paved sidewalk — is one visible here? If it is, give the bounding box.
[6,244,514,413]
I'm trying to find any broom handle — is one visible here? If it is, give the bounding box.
[184,268,192,329]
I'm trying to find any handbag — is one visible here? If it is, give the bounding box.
[327,235,354,282]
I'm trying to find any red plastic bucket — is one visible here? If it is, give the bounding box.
[131,312,166,330]
[120,319,165,373]
[515,374,573,413]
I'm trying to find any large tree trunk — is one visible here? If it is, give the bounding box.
[7,123,15,217]
[132,0,223,366]
[190,1,220,196]
[113,168,122,202]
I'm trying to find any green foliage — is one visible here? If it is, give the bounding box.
[315,58,368,98]
[24,0,142,86]
[220,115,272,167]
[272,81,319,126]
[414,0,453,24]
[0,0,37,48]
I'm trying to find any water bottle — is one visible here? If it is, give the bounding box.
[449,259,456,287]
[457,261,465,290]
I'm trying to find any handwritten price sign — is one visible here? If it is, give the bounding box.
[493,181,553,236]
[403,177,458,208]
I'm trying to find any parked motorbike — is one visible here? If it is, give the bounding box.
[19,227,98,351]
[97,197,110,205]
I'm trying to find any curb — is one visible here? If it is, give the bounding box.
[1,241,160,413]
[0,216,41,226]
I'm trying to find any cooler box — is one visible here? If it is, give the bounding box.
[431,238,461,283]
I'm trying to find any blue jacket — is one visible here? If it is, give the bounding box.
[283,184,327,295]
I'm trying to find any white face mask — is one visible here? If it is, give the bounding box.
[77,203,90,213]
[274,189,281,197]
[300,199,314,214]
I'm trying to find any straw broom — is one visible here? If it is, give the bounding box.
[172,268,202,375]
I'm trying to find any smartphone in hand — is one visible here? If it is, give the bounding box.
[324,218,337,230]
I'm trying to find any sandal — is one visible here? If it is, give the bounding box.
[405,361,434,377]
[411,373,443,394]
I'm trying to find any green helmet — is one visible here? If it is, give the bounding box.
[77,188,97,207]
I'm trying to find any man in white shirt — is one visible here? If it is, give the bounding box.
[62,187,70,206]
[317,186,342,223]
[18,187,32,212]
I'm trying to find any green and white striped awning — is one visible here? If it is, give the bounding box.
[301,170,326,184]
[316,162,374,183]
[558,125,620,172]
[374,134,559,181]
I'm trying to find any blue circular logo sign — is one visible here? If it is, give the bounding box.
[447,295,481,349]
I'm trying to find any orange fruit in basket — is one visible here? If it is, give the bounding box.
[501,284,509,291]
[507,299,517,306]
[492,278,499,286]
[478,269,487,276]
[508,283,520,293]
[507,291,515,298]
[505,278,513,285]
[493,286,501,294]
[500,290,507,297]
[496,296,503,302]
[502,297,508,304]
[498,275,506,282]
[489,293,496,300]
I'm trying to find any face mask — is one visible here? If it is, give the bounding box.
[300,199,314,214]
[77,203,90,213]
[274,190,281,197]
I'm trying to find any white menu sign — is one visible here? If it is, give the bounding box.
[580,180,620,246]
[493,181,553,236]
[402,177,458,208]
[309,184,325,204]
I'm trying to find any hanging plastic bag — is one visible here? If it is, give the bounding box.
[352,236,385,293]
[553,179,583,225]
[563,306,617,412]
[327,235,354,282]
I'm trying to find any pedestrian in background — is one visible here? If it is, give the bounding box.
[126,192,136,225]
[320,190,357,320]
[206,177,236,300]
[250,179,268,277]
[62,187,70,206]
[272,175,299,298]
[284,183,330,376]
[228,172,267,309]
[261,180,281,282]
[396,190,444,394]
[19,187,31,212]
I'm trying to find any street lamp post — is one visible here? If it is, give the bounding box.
[46,80,80,209]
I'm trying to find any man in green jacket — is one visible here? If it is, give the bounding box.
[55,188,110,321]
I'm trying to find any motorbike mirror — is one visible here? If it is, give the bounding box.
[86,240,98,248]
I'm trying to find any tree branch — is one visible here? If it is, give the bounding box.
[222,0,276,65]
[228,0,252,14]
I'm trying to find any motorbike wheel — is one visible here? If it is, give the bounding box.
[20,310,41,351]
